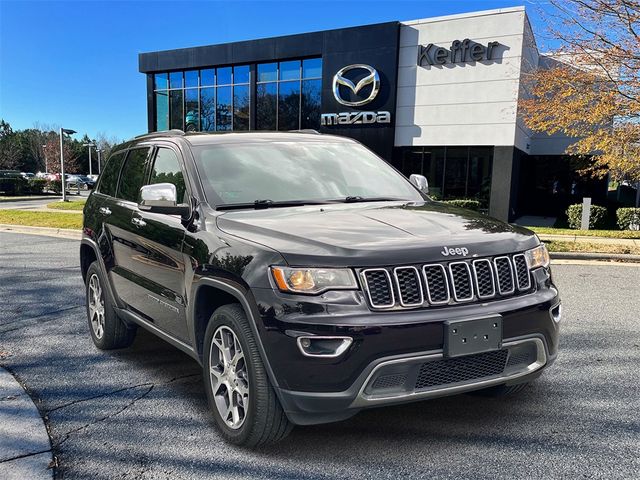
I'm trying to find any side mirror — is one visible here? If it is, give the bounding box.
[139,183,190,217]
[409,174,429,193]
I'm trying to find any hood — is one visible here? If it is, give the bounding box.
[216,201,538,267]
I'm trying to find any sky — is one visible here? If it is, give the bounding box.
[0,0,554,142]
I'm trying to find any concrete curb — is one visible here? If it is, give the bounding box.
[0,224,81,240]
[0,367,53,479]
[0,196,60,203]
[550,251,640,262]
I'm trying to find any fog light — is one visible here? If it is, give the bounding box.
[296,336,353,358]
[550,303,562,323]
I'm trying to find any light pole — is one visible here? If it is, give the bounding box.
[41,144,48,174]
[83,143,96,176]
[97,148,103,175]
[59,128,77,202]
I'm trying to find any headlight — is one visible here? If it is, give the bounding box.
[525,243,550,269]
[271,267,357,294]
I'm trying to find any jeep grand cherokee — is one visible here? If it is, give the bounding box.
[80,130,561,446]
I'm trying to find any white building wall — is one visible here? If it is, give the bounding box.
[395,7,527,147]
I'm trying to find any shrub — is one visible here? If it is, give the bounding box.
[0,176,27,195]
[443,199,481,211]
[566,203,608,229]
[25,178,48,195]
[46,179,62,194]
[616,207,640,230]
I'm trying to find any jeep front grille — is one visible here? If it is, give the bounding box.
[360,253,533,310]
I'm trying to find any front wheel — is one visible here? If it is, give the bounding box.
[203,304,292,446]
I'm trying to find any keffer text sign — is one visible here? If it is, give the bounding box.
[418,39,499,66]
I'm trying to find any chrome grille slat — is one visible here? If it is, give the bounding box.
[361,268,395,309]
[360,254,532,310]
[393,266,424,307]
[513,254,531,291]
[448,261,474,302]
[494,256,515,295]
[422,264,450,305]
[472,259,496,299]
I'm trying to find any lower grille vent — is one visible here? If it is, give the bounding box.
[415,350,509,390]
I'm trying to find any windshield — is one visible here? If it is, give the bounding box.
[192,141,424,206]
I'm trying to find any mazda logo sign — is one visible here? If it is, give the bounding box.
[332,64,380,107]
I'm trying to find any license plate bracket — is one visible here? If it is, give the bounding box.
[444,316,502,358]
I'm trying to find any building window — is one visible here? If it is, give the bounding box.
[395,146,493,206]
[153,65,251,132]
[152,57,320,133]
[256,58,322,131]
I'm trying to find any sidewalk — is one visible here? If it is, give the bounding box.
[0,367,53,479]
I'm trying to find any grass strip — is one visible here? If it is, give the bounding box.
[46,200,86,211]
[0,209,82,229]
[528,226,640,239]
[546,240,640,255]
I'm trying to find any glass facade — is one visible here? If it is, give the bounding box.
[153,58,322,133]
[395,146,493,206]
[257,58,322,131]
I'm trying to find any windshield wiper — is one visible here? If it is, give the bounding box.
[216,199,333,211]
[343,196,407,203]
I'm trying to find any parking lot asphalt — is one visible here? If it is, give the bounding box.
[0,231,638,479]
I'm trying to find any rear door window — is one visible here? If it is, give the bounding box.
[97,151,126,197]
[116,147,151,203]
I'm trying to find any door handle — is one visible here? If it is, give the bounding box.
[98,207,111,215]
[131,217,147,228]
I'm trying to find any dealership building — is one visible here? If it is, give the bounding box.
[139,6,598,222]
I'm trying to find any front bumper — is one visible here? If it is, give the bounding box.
[252,271,560,425]
[277,334,554,425]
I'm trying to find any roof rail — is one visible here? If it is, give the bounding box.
[134,129,185,139]
[288,129,321,134]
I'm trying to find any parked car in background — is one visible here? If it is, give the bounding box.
[87,174,99,182]
[64,174,82,195]
[20,172,35,179]
[0,170,22,178]
[68,174,96,190]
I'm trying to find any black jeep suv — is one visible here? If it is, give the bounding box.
[81,130,561,446]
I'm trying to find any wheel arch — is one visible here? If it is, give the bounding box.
[189,277,280,389]
[80,237,123,310]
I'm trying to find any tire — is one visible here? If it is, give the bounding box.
[85,261,136,350]
[471,382,529,397]
[203,304,292,446]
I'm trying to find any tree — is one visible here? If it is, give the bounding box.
[42,136,79,175]
[0,120,22,170]
[520,0,640,205]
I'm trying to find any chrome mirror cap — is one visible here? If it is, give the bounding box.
[139,183,178,210]
[409,174,429,193]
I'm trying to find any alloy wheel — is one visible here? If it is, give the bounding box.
[88,273,105,339]
[209,325,250,429]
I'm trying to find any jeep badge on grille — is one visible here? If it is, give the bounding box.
[441,246,469,256]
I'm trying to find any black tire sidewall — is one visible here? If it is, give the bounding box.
[203,307,259,445]
[85,261,118,349]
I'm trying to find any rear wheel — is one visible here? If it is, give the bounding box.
[85,261,136,349]
[203,304,292,446]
